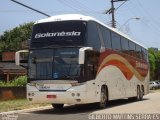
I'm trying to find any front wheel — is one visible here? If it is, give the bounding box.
[97,86,107,109]
[52,104,64,109]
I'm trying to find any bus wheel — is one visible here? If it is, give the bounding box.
[97,86,107,109]
[128,86,143,101]
[141,86,144,100]
[137,86,143,101]
[52,104,64,109]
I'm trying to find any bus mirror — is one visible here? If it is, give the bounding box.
[27,38,31,47]
[79,47,93,64]
[15,51,20,66]
[15,50,29,66]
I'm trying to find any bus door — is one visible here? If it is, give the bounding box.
[84,50,100,99]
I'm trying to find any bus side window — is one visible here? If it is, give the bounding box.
[99,25,111,49]
[129,41,136,57]
[121,37,129,54]
[111,32,121,51]
[85,51,100,80]
[145,49,148,62]
[87,21,101,51]
[136,45,142,59]
[142,48,147,61]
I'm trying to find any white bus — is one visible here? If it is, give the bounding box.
[15,14,149,109]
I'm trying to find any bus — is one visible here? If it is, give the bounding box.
[15,14,149,109]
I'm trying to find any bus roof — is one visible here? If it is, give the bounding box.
[35,14,147,49]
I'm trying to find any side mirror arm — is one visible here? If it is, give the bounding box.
[15,50,29,66]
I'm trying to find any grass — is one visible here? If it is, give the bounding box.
[0,99,50,112]
[155,89,160,92]
[150,89,160,93]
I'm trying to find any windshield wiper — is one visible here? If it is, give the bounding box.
[36,74,52,79]
[59,74,76,80]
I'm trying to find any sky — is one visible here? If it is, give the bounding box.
[1,0,160,49]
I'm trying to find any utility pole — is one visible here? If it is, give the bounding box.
[111,0,116,28]
[106,0,128,28]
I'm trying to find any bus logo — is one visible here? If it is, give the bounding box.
[34,31,81,39]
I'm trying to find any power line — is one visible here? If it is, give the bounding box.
[69,0,100,14]
[123,1,160,42]
[10,0,50,17]
[129,0,160,35]
[0,9,102,14]
[115,0,127,11]
[57,0,103,16]
[57,0,84,14]
[56,0,109,24]
[136,0,160,32]
[105,0,128,28]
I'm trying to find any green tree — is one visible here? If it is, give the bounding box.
[148,48,160,80]
[0,22,34,52]
[148,52,156,80]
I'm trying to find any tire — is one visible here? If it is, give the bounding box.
[137,86,143,101]
[141,86,144,100]
[97,86,107,109]
[52,104,64,109]
[128,86,143,101]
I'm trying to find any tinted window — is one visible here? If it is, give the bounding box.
[29,48,80,80]
[87,21,101,51]
[129,41,135,50]
[100,25,111,48]
[31,21,86,48]
[111,32,121,50]
[29,49,53,79]
[142,48,146,60]
[85,51,100,80]
[129,41,136,57]
[121,37,129,54]
[142,48,148,61]
[136,45,142,59]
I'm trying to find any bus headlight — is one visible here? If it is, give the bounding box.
[72,93,75,97]
[71,82,81,86]
[77,93,80,97]
[28,92,35,96]
[28,83,36,86]
[28,93,31,96]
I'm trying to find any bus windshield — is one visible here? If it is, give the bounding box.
[28,48,80,81]
[31,21,86,48]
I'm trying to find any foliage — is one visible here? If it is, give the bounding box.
[0,76,27,87]
[0,22,34,52]
[148,48,160,80]
[11,76,27,86]
[149,52,156,80]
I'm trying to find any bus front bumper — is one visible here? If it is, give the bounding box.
[27,85,87,104]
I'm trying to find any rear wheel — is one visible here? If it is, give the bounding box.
[137,86,141,101]
[52,104,64,109]
[141,86,144,100]
[128,86,143,101]
[97,86,107,109]
[137,86,144,101]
